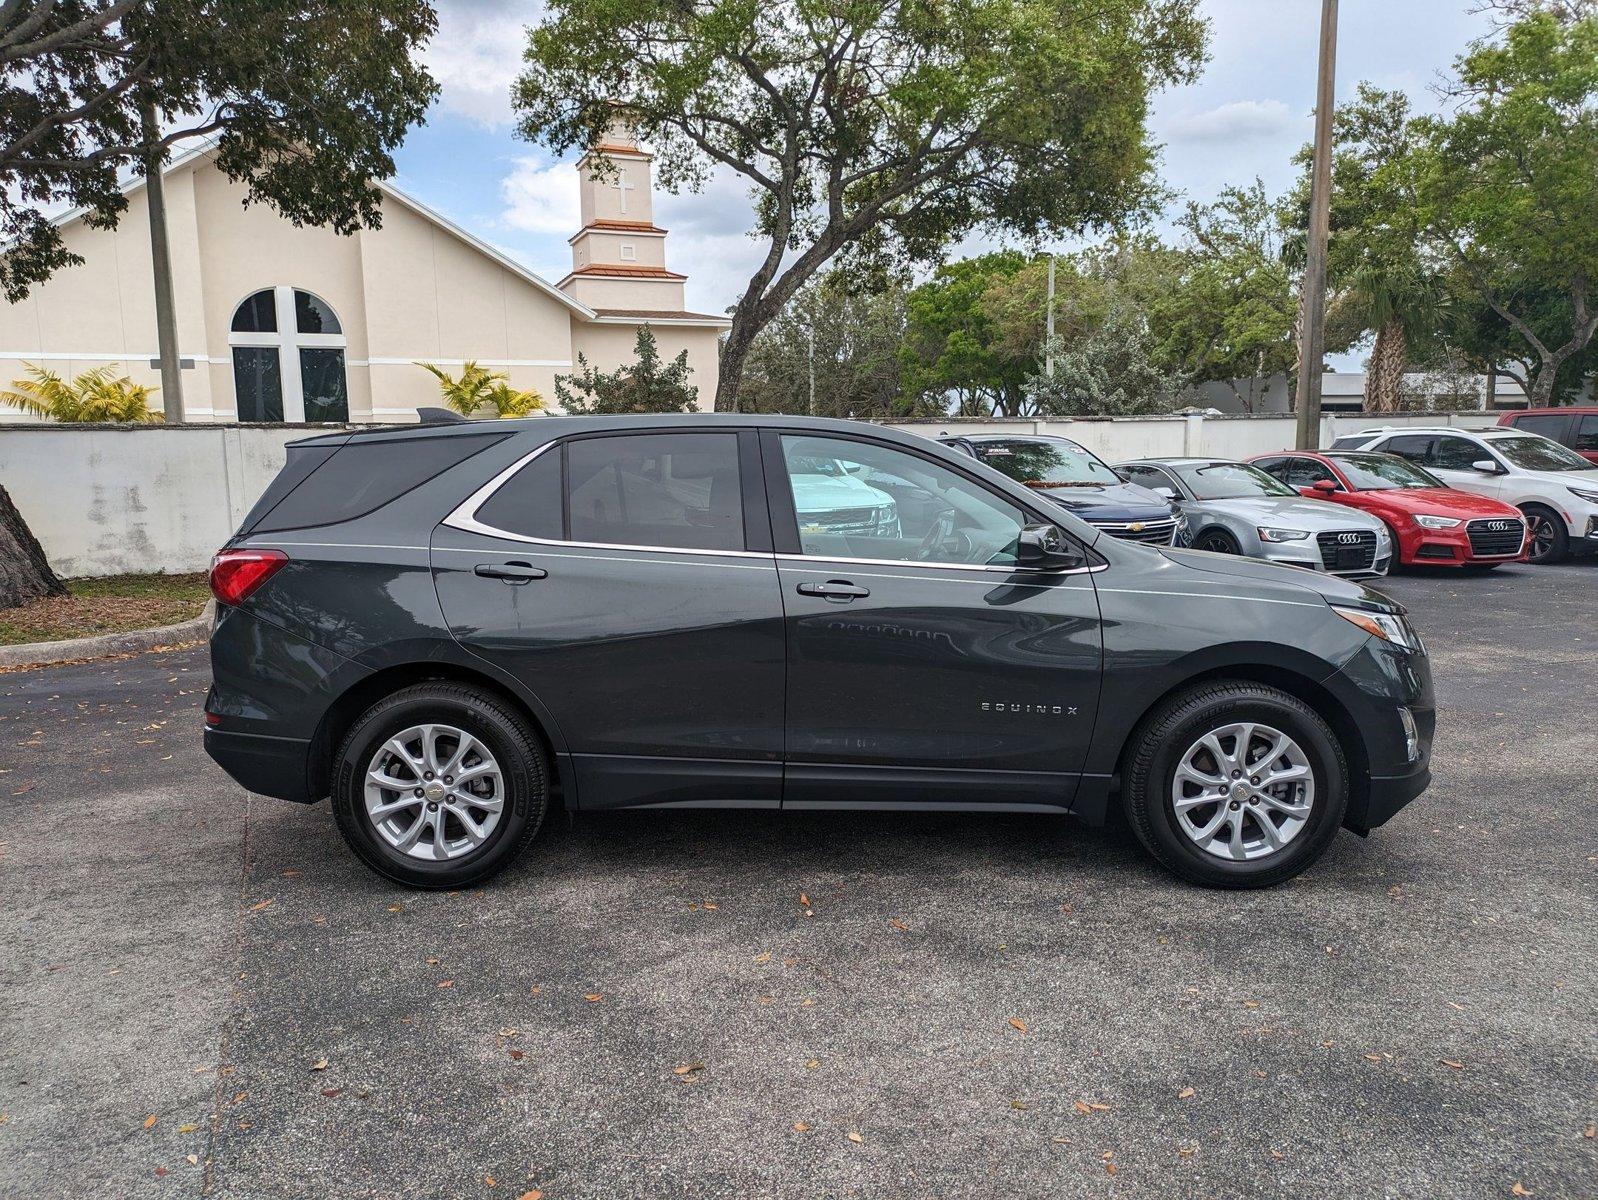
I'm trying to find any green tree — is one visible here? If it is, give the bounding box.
[417,362,543,418]
[1024,303,1185,416]
[0,1,438,303]
[901,252,1034,416]
[1407,11,1598,405]
[514,0,1207,409]
[739,272,926,418]
[1,364,160,422]
[554,325,699,414]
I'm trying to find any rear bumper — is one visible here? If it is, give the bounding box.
[204,725,315,804]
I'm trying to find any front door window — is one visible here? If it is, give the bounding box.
[229,287,349,422]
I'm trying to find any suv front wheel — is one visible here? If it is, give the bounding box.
[1123,681,1348,888]
[331,683,549,888]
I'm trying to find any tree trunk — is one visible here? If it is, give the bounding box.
[716,321,758,413]
[141,99,184,422]
[0,484,66,609]
[1364,315,1407,413]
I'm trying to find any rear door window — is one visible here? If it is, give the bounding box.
[1511,413,1572,443]
[473,447,563,541]
[566,433,745,552]
[1380,435,1434,464]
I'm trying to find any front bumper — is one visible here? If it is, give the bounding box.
[1262,545,1392,578]
[1347,761,1432,834]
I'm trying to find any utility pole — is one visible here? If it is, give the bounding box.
[1045,256,1057,377]
[140,99,184,422]
[1293,0,1338,450]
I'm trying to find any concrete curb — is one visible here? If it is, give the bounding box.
[0,600,214,670]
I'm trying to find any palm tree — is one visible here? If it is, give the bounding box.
[2,364,161,422]
[1342,265,1447,413]
[416,361,543,418]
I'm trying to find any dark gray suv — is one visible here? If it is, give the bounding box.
[204,416,1434,889]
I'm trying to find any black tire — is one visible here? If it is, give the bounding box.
[331,683,548,888]
[1520,504,1569,564]
[1193,527,1241,555]
[1122,681,1348,889]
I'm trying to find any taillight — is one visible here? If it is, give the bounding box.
[210,549,288,606]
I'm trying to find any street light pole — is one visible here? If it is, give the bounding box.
[1294,0,1338,450]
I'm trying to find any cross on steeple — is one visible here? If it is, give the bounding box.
[612,167,636,214]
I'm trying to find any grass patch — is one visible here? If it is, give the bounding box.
[0,572,209,647]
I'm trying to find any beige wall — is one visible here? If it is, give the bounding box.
[570,321,722,410]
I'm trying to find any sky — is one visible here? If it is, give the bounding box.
[396,0,1502,332]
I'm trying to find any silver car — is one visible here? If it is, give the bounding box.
[1117,458,1393,577]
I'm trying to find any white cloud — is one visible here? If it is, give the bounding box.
[421,0,537,129]
[1161,99,1296,144]
[498,153,578,235]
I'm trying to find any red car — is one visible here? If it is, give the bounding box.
[1498,407,1598,464]
[1248,450,1528,568]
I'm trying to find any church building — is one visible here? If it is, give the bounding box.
[0,127,729,423]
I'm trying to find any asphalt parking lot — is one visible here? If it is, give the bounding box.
[2,558,1595,1200]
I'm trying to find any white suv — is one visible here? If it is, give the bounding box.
[1329,427,1598,563]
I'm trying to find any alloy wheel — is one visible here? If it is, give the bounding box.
[1195,532,1236,554]
[1525,512,1557,562]
[364,723,504,861]
[1170,721,1314,862]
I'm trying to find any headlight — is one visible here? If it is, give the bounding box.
[1257,527,1311,543]
[1568,486,1598,504]
[1412,514,1462,529]
[1332,605,1423,652]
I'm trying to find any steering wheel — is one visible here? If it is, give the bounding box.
[915,508,966,562]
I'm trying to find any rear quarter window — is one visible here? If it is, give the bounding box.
[249,431,509,534]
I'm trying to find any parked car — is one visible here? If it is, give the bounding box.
[1247,450,1527,569]
[1497,407,1598,464]
[206,416,1434,891]
[1114,458,1393,577]
[785,453,902,538]
[1327,426,1598,563]
[939,434,1183,546]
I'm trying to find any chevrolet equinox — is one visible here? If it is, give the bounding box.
[204,416,1435,889]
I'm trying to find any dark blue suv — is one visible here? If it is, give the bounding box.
[940,434,1185,546]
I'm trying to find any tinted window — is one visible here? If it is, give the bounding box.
[253,432,508,533]
[1330,435,1376,450]
[299,349,349,421]
[295,290,342,335]
[781,435,1028,567]
[1123,464,1180,495]
[1510,413,1571,442]
[1288,457,1339,488]
[968,437,1121,487]
[1433,436,1485,471]
[231,289,277,333]
[1576,415,1598,453]
[232,347,283,421]
[475,447,563,541]
[1381,435,1433,463]
[566,433,745,552]
[1252,456,1291,482]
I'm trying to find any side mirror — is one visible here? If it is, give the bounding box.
[1471,458,1501,474]
[1311,479,1339,492]
[1016,523,1085,571]
[1153,486,1178,500]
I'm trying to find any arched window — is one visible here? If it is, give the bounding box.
[228,287,349,422]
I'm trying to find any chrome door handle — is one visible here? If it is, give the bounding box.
[796,579,870,601]
[473,561,547,584]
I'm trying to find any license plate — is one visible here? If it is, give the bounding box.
[1336,547,1367,569]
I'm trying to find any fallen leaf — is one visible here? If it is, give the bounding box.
[673,1063,705,1076]
[1178,1087,1195,1100]
[388,904,404,913]
[281,869,300,877]
[1008,1017,1028,1033]
[186,1155,198,1165]
[1511,1184,1532,1198]
[1074,1101,1091,1115]
[143,1114,157,1129]
[1089,1103,1111,1113]
[703,902,717,910]
[846,1131,863,1144]
[1364,1054,1384,1063]
[310,1058,328,1072]
[1583,1126,1595,1139]
[1010,1100,1028,1110]
[793,1121,810,1132]
[805,1059,820,1070]
[485,1175,496,1187]
[890,919,908,932]
[320,1088,343,1098]
[754,952,772,964]
[1242,1000,1260,1009]
[1270,1149,1285,1161]
[799,893,811,907]
[518,1192,543,1200]
[247,899,274,912]
[583,993,602,1003]
[1441,1059,1464,1070]
[437,980,454,988]
[154,1167,168,1178]
[177,1123,199,1133]
[498,1028,518,1038]
[1178,1145,1196,1159]
[508,1050,524,1061]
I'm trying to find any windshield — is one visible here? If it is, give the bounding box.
[1175,462,1298,500]
[1329,454,1443,490]
[969,438,1121,487]
[1488,435,1591,472]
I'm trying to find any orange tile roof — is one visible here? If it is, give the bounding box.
[563,264,687,280]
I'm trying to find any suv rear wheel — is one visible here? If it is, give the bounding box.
[1122,681,1347,888]
[331,683,548,888]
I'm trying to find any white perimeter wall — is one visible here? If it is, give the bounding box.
[2,410,1505,578]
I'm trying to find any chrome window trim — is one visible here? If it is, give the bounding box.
[447,433,1104,577]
